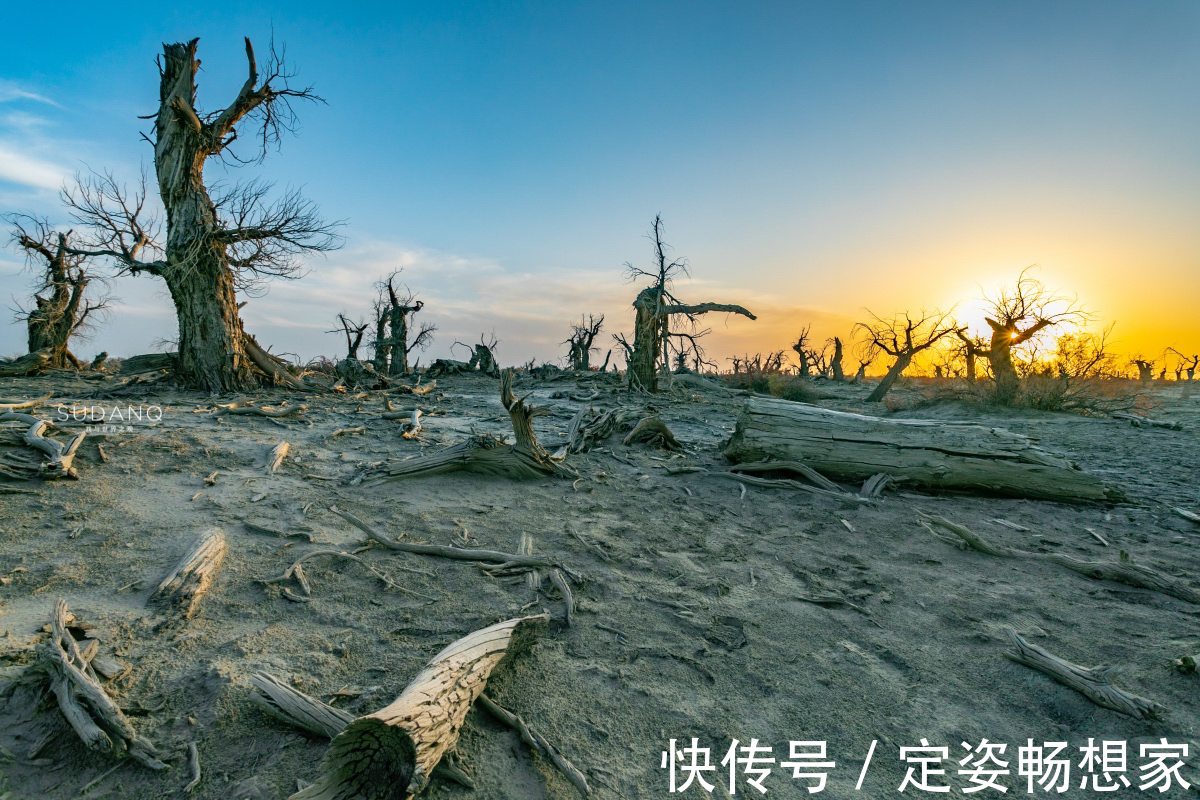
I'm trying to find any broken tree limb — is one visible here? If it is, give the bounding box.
[477,694,590,797]
[1111,412,1183,431]
[244,335,307,390]
[356,370,574,483]
[1005,629,1162,720]
[250,672,354,738]
[0,392,53,411]
[39,599,167,768]
[149,528,226,620]
[219,403,308,418]
[1,411,86,480]
[921,514,1199,604]
[291,614,548,800]
[724,397,1122,503]
[0,348,53,376]
[332,508,581,581]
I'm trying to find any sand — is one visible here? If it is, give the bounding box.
[0,372,1197,799]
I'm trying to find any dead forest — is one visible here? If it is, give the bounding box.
[1,36,1199,800]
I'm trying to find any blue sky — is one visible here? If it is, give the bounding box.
[2,1,1197,367]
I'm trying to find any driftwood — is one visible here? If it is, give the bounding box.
[564,406,640,454]
[0,411,86,480]
[292,615,548,800]
[267,441,290,474]
[622,415,683,451]
[149,528,226,620]
[1005,629,1162,720]
[1172,507,1200,525]
[921,514,1199,605]
[724,397,1122,503]
[244,335,307,390]
[1112,412,1183,431]
[0,348,54,376]
[332,508,581,581]
[38,599,167,768]
[219,402,308,418]
[0,392,53,411]
[356,369,573,483]
[118,352,177,375]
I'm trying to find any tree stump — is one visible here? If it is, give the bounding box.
[292,614,547,800]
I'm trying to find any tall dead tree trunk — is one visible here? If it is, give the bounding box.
[62,39,338,392]
[1133,360,1154,385]
[629,288,755,391]
[830,337,845,381]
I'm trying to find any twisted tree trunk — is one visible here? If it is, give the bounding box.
[155,40,253,392]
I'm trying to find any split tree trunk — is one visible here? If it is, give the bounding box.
[724,397,1122,503]
[830,337,845,381]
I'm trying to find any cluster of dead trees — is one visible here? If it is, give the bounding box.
[330,270,436,380]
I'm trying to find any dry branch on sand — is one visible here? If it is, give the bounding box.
[291,615,548,800]
[0,392,53,411]
[1111,412,1183,431]
[920,513,1199,605]
[0,411,86,480]
[724,397,1122,503]
[355,369,574,483]
[36,600,167,768]
[1005,629,1162,720]
[148,528,226,621]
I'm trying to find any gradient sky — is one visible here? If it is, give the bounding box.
[1,1,1197,371]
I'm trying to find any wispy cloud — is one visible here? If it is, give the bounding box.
[0,143,69,191]
[0,80,60,108]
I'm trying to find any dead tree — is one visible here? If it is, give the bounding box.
[624,215,755,391]
[854,309,958,402]
[330,314,368,360]
[8,217,110,369]
[1167,348,1198,381]
[976,267,1091,405]
[828,336,845,381]
[564,314,604,370]
[954,328,989,382]
[372,272,434,375]
[1132,358,1155,385]
[59,39,340,391]
[791,325,813,377]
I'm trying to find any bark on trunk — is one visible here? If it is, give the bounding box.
[724,397,1122,503]
[830,337,845,381]
[987,334,1020,405]
[865,354,911,402]
[155,41,253,392]
[628,287,663,391]
[291,615,547,800]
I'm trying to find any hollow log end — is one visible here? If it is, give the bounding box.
[291,718,419,800]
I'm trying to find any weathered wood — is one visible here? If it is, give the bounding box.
[0,392,53,411]
[1112,412,1182,431]
[250,672,354,738]
[477,694,590,797]
[0,411,86,480]
[118,352,177,375]
[356,370,573,482]
[149,528,226,620]
[0,348,54,376]
[1005,629,1162,720]
[266,440,290,474]
[292,614,548,800]
[724,397,1121,503]
[38,600,167,768]
[622,415,682,451]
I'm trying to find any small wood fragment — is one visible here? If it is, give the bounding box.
[149,529,226,621]
[184,741,201,792]
[267,441,290,474]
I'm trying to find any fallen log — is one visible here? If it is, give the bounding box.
[149,529,226,621]
[0,392,53,411]
[1111,412,1182,431]
[0,348,53,377]
[118,352,177,375]
[292,614,548,800]
[723,397,1121,503]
